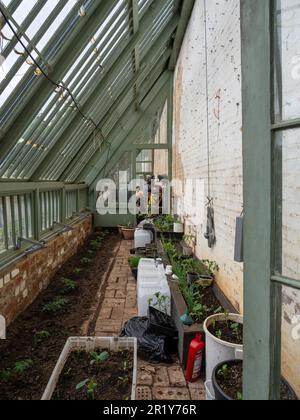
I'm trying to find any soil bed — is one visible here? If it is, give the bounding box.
[216,362,298,401]
[52,349,133,400]
[0,230,119,401]
[208,320,243,345]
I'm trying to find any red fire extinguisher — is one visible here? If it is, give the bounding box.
[185,333,205,383]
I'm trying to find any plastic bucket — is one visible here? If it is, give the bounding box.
[203,313,243,381]
[205,380,215,401]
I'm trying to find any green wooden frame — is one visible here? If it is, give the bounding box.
[241,0,300,400]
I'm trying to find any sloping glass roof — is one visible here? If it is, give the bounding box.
[0,0,194,184]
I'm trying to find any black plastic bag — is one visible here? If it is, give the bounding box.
[147,307,177,338]
[121,317,173,363]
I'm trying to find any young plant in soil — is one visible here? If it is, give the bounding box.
[53,349,133,401]
[76,378,98,400]
[128,256,141,268]
[42,297,68,316]
[90,351,110,366]
[34,330,51,345]
[148,292,170,314]
[61,278,78,294]
[14,360,34,376]
[208,313,243,345]
[73,268,83,275]
[81,258,92,265]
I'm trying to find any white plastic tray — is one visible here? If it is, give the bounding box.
[42,337,138,401]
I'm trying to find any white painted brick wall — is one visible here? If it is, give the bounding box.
[172,0,300,396]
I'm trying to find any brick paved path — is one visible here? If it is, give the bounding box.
[94,240,205,401]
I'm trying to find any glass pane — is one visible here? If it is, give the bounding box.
[281,286,300,399]
[136,162,152,173]
[153,149,169,178]
[275,128,300,281]
[274,0,300,121]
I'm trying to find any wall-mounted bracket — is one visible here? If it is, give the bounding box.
[15,237,47,255]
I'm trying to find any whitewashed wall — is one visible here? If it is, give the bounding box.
[172,0,300,396]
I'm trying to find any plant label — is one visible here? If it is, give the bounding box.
[0,315,6,340]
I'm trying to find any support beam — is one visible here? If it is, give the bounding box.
[85,72,170,190]
[168,0,196,70]
[0,0,112,158]
[30,0,169,180]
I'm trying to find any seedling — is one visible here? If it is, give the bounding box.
[217,364,229,378]
[73,268,82,275]
[0,369,11,382]
[236,392,243,401]
[76,378,97,400]
[42,297,68,315]
[215,330,222,340]
[230,322,243,342]
[34,330,51,345]
[61,278,78,294]
[81,257,92,265]
[148,292,170,314]
[128,256,141,268]
[118,375,130,386]
[14,359,33,375]
[90,351,110,366]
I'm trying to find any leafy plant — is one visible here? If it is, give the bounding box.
[215,330,222,340]
[90,351,110,366]
[73,267,82,275]
[34,330,51,345]
[183,235,195,248]
[42,297,68,315]
[236,392,243,401]
[148,292,170,314]
[81,257,92,265]
[14,360,33,375]
[217,364,229,378]
[76,378,97,400]
[230,322,243,342]
[61,278,78,294]
[0,369,11,382]
[128,256,141,268]
[201,259,219,276]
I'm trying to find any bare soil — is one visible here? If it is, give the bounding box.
[0,230,120,400]
[52,350,133,401]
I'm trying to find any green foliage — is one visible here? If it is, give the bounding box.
[0,369,12,382]
[81,257,92,265]
[128,256,141,268]
[61,278,78,294]
[34,330,51,345]
[236,392,243,401]
[153,215,174,232]
[217,364,229,378]
[73,267,82,274]
[14,360,33,375]
[76,378,97,400]
[230,322,243,342]
[42,297,68,315]
[90,351,110,366]
[148,292,170,314]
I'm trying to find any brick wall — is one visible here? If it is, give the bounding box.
[172,0,300,396]
[172,0,244,312]
[0,216,92,326]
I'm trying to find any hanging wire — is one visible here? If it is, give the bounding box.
[0,3,112,150]
[204,0,212,204]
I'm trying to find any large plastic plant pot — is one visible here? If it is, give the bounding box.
[42,337,138,401]
[212,360,242,401]
[203,313,243,380]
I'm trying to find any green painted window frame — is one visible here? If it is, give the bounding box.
[241,0,300,400]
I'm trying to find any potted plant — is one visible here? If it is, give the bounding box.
[212,360,299,401]
[121,223,135,240]
[42,337,138,401]
[204,312,243,380]
[173,215,184,234]
[212,360,243,401]
[128,256,141,280]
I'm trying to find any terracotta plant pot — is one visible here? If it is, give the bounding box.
[122,228,135,240]
[117,225,126,235]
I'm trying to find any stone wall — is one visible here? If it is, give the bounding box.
[0,216,92,326]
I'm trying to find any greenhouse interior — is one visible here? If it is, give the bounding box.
[0,0,299,402]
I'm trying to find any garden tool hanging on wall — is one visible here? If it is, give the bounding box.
[204,198,216,249]
[234,207,244,263]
